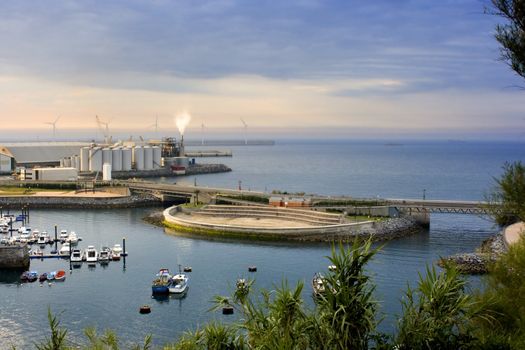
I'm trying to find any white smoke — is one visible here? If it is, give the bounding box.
[175,111,192,135]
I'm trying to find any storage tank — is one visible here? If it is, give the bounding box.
[64,157,71,168]
[152,146,162,169]
[143,146,153,170]
[74,155,81,170]
[89,147,103,172]
[102,148,112,168]
[122,148,132,171]
[80,147,90,172]
[133,146,144,170]
[112,148,122,171]
[70,157,76,169]
[102,163,112,181]
[59,159,65,167]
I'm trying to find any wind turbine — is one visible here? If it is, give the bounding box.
[240,118,248,145]
[45,116,60,139]
[149,115,159,135]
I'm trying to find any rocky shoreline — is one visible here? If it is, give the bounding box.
[0,193,162,209]
[438,232,507,274]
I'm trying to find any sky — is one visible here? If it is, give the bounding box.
[0,0,523,140]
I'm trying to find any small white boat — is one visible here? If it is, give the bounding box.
[59,230,69,242]
[18,226,31,234]
[85,246,98,263]
[111,244,123,260]
[66,232,79,245]
[59,242,71,256]
[98,247,111,263]
[37,233,50,245]
[70,249,82,262]
[169,266,189,295]
[312,273,326,297]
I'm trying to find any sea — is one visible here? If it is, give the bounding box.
[0,139,524,349]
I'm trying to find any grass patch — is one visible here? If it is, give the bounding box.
[217,194,269,204]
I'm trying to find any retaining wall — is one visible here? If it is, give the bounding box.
[0,245,29,269]
[164,205,374,238]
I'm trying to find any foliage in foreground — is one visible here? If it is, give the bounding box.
[488,0,525,81]
[31,237,525,349]
[486,161,525,225]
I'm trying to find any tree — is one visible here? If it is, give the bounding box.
[486,161,525,225]
[489,0,525,81]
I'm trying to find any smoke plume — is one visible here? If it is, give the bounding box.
[175,111,192,135]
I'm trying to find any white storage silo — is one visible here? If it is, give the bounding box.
[60,159,65,167]
[112,148,122,171]
[144,146,153,170]
[152,146,162,169]
[133,146,144,170]
[75,155,81,170]
[89,147,103,172]
[102,163,112,181]
[80,147,90,172]
[102,148,112,168]
[71,157,76,169]
[64,157,71,168]
[122,148,132,171]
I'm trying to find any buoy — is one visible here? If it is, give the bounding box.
[139,305,151,314]
[222,306,234,315]
[248,266,257,272]
[183,266,192,272]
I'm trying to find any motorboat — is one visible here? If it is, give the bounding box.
[59,242,71,256]
[59,230,68,242]
[312,273,326,297]
[18,226,31,234]
[169,272,189,295]
[39,273,48,282]
[55,270,66,281]
[37,233,50,245]
[66,232,79,245]
[111,244,123,260]
[70,249,82,262]
[152,268,171,295]
[85,246,98,264]
[30,248,43,257]
[98,247,111,263]
[21,271,38,282]
[47,271,56,280]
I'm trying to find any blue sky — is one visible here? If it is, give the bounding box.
[0,0,523,139]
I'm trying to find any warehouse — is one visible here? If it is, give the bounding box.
[0,148,15,174]
[0,142,89,168]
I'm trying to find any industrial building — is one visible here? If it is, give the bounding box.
[0,137,189,179]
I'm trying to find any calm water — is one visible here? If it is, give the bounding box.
[1,140,524,349]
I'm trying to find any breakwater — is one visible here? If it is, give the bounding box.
[161,205,423,242]
[0,245,29,269]
[108,163,231,179]
[0,193,161,209]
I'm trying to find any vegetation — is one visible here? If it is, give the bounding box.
[216,194,270,205]
[30,238,525,349]
[486,161,525,225]
[488,0,525,81]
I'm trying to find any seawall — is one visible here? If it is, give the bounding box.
[0,245,29,269]
[0,193,162,209]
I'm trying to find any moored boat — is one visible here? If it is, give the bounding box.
[111,244,123,260]
[47,271,56,280]
[312,272,325,297]
[55,270,66,281]
[85,246,98,264]
[39,273,48,282]
[59,230,68,242]
[70,249,82,262]
[66,232,79,245]
[169,273,189,295]
[152,268,171,295]
[99,247,110,263]
[59,242,71,256]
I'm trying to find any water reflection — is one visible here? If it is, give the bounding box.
[0,268,23,284]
